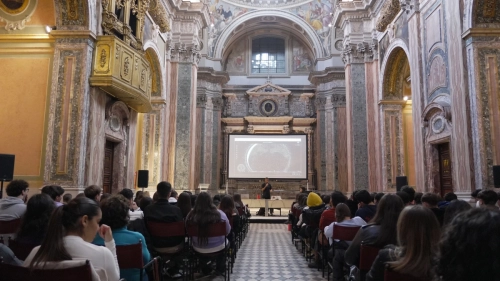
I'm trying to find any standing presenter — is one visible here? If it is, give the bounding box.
[261,177,273,216]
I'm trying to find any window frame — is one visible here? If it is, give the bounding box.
[249,35,289,76]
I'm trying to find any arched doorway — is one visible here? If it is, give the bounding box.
[380,47,416,190]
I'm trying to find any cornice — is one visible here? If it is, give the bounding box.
[308,67,345,84]
[197,67,230,85]
[332,0,377,29]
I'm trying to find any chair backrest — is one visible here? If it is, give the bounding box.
[116,241,143,269]
[332,225,361,241]
[359,244,380,271]
[0,219,21,234]
[236,207,245,216]
[7,238,38,261]
[146,220,185,237]
[186,221,227,237]
[1,260,97,281]
[384,268,428,281]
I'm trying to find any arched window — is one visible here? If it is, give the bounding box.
[251,37,286,74]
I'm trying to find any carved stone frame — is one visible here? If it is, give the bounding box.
[105,101,130,193]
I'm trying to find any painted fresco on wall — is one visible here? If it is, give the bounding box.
[292,39,312,72]
[226,39,247,74]
[207,0,333,58]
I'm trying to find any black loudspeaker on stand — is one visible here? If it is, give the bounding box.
[396,176,408,192]
[0,154,15,199]
[137,170,149,191]
[494,166,500,188]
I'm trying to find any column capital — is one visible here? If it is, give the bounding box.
[167,41,202,64]
[342,41,377,64]
[400,0,420,16]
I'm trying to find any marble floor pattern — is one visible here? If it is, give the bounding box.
[228,223,324,281]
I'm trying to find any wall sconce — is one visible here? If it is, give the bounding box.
[45,25,56,33]
[403,96,409,101]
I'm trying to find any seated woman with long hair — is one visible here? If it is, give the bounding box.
[186,192,231,275]
[15,194,55,246]
[23,197,119,281]
[93,195,151,281]
[176,192,192,219]
[366,205,441,281]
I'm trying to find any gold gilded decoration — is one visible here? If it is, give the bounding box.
[0,0,29,14]
[66,0,79,20]
[148,0,170,33]
[90,36,152,112]
[100,49,107,68]
[0,0,36,30]
[376,0,401,32]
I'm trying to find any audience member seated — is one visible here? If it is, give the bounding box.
[470,189,482,205]
[396,191,411,206]
[93,195,150,281]
[322,195,331,208]
[400,186,416,205]
[24,197,120,281]
[177,192,192,219]
[169,190,178,205]
[366,205,441,281]
[186,192,231,276]
[213,194,221,207]
[219,195,240,246]
[15,194,55,246]
[63,193,72,205]
[354,190,377,222]
[301,192,326,268]
[134,191,144,207]
[319,191,347,233]
[345,194,404,267]
[120,188,143,221]
[324,203,366,246]
[41,185,64,207]
[139,197,153,212]
[374,193,384,205]
[233,193,249,217]
[437,208,500,281]
[84,185,102,202]
[421,193,445,225]
[442,200,471,227]
[414,192,423,205]
[439,192,458,209]
[0,179,28,221]
[0,243,22,265]
[477,190,499,211]
[143,182,184,253]
[346,191,359,217]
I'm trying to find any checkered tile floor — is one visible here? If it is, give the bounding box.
[230,223,324,281]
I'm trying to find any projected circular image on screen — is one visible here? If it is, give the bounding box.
[245,143,291,172]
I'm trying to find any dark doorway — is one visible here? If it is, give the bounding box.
[103,140,115,194]
[438,143,453,197]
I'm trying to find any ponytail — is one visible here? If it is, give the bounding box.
[29,206,71,269]
[29,197,100,269]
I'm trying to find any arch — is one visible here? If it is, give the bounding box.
[144,45,163,98]
[379,39,411,101]
[464,0,500,31]
[213,9,328,61]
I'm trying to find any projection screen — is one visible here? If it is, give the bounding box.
[228,134,307,179]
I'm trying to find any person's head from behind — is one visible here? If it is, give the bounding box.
[477,190,498,207]
[444,192,457,202]
[322,195,331,205]
[62,193,72,204]
[371,194,404,246]
[84,185,102,202]
[330,191,347,207]
[139,197,153,211]
[233,193,243,206]
[389,205,441,278]
[299,186,306,193]
[400,186,415,203]
[187,192,220,245]
[374,193,384,204]
[156,181,172,199]
[99,195,129,230]
[414,192,423,204]
[298,194,308,206]
[396,191,411,206]
[437,208,500,281]
[470,189,482,200]
[421,192,441,208]
[41,185,63,203]
[213,194,221,206]
[219,195,235,215]
[335,203,351,222]
[134,191,144,204]
[170,190,178,199]
[17,194,55,239]
[354,190,372,206]
[177,192,192,218]
[6,179,29,198]
[191,194,197,206]
[118,188,134,203]
[29,197,101,267]
[443,200,471,226]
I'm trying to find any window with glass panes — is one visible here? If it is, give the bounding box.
[251,37,286,74]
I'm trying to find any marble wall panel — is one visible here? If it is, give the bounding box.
[85,88,107,186]
[337,107,348,193]
[174,63,193,190]
[365,61,381,191]
[56,0,88,28]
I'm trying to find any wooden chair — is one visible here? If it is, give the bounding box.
[116,240,162,281]
[384,267,428,281]
[7,238,38,261]
[0,218,21,245]
[359,244,381,281]
[187,221,229,281]
[146,221,186,280]
[0,259,96,281]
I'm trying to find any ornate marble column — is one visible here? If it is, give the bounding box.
[309,68,346,191]
[196,67,229,192]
